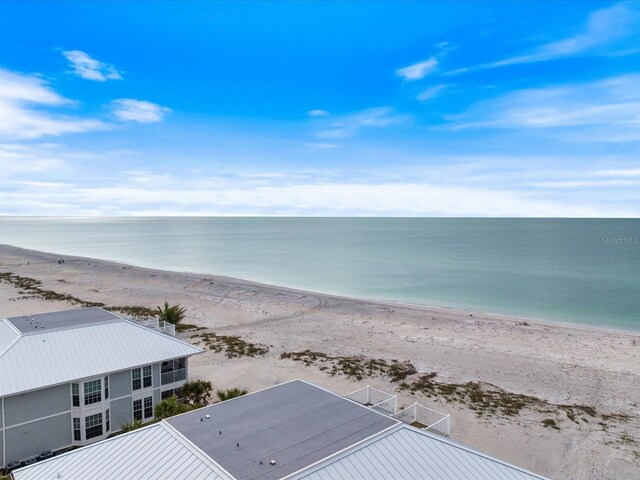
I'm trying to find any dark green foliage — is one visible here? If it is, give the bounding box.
[181,379,213,407]
[156,301,187,325]
[120,419,145,432]
[154,396,190,419]
[217,388,248,401]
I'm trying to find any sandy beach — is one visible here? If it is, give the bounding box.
[1,243,638,479]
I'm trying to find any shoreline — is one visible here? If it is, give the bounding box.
[1,243,639,479]
[1,243,636,336]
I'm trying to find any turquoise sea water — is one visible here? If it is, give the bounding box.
[0,217,638,330]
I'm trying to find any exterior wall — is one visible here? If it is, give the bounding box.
[4,413,71,464]
[110,396,133,430]
[110,370,132,398]
[0,356,194,467]
[153,363,160,387]
[4,384,70,427]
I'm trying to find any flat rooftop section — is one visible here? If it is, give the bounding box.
[167,380,398,480]
[6,307,122,334]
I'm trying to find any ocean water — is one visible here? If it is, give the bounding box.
[0,217,638,330]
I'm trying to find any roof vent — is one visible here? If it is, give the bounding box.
[270,460,276,466]
[205,414,211,419]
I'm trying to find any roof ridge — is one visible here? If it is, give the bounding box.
[160,421,236,479]
[0,319,22,359]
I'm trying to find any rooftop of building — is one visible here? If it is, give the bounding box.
[0,307,203,397]
[12,380,548,480]
[6,307,121,334]
[166,380,398,480]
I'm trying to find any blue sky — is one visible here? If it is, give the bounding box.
[1,1,639,216]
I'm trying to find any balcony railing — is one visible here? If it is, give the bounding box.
[133,316,176,336]
[161,368,186,385]
[345,385,450,436]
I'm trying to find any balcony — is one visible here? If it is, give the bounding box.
[133,316,176,336]
[160,368,186,385]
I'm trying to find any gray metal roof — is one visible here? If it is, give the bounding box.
[12,422,233,480]
[6,307,121,334]
[0,308,203,397]
[289,424,548,480]
[9,380,549,480]
[167,380,399,480]
[0,319,19,353]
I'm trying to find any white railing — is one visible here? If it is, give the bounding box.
[345,385,396,413]
[134,316,176,336]
[392,403,451,436]
[346,386,450,437]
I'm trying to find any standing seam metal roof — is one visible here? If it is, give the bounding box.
[0,308,203,397]
[10,380,550,480]
[289,424,548,480]
[11,422,233,480]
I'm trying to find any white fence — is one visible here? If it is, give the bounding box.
[134,316,176,336]
[346,385,450,436]
[393,403,451,436]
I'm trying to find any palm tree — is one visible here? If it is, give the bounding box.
[181,379,213,407]
[156,301,187,325]
[217,387,248,401]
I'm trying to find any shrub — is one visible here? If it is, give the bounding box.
[217,388,248,401]
[154,396,190,419]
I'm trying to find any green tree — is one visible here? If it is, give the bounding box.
[156,301,187,325]
[154,396,190,419]
[181,379,213,407]
[217,387,248,401]
[120,419,144,433]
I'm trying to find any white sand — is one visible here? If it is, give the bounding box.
[1,244,638,479]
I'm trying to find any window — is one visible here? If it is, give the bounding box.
[85,413,103,439]
[72,383,80,407]
[143,365,152,388]
[132,368,142,391]
[73,417,81,441]
[106,408,110,432]
[105,376,109,399]
[144,396,153,419]
[161,358,187,385]
[133,399,143,421]
[84,379,102,405]
[161,387,183,400]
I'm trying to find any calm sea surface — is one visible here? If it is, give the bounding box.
[1,217,638,330]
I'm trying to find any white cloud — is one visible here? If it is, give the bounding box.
[417,84,448,102]
[111,99,171,123]
[62,50,123,81]
[308,109,330,117]
[596,169,640,177]
[2,174,632,217]
[315,107,407,138]
[396,57,438,81]
[0,68,108,140]
[448,74,640,142]
[450,2,640,74]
